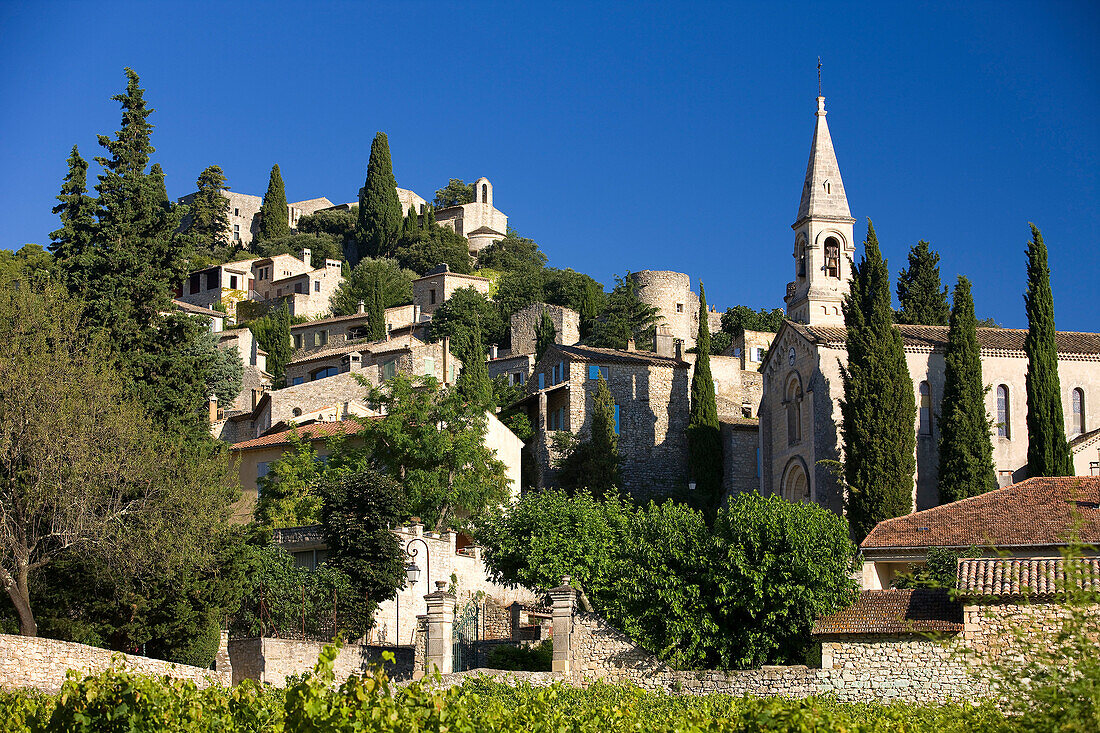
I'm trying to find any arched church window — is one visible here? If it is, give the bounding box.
[785,374,803,445]
[997,385,1010,438]
[823,180,831,194]
[782,460,810,504]
[918,382,931,435]
[824,237,841,278]
[482,184,488,203]
[1072,388,1085,434]
[797,240,807,278]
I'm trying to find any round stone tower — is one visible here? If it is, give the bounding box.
[629,270,699,350]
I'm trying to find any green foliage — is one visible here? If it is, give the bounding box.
[329,256,413,318]
[251,233,344,267]
[841,221,916,542]
[248,303,294,388]
[554,374,622,498]
[254,431,329,528]
[392,221,473,275]
[485,640,553,671]
[720,305,786,337]
[938,277,997,503]
[428,287,507,360]
[456,323,493,409]
[183,165,231,257]
[708,330,733,355]
[687,283,722,516]
[494,266,544,320]
[0,244,56,289]
[296,208,357,249]
[586,273,661,350]
[319,467,408,628]
[257,164,290,242]
[892,546,982,589]
[433,177,475,208]
[358,375,510,531]
[1023,224,1074,477]
[895,240,950,326]
[542,268,605,334]
[355,132,403,262]
[477,228,548,271]
[185,328,243,407]
[48,145,95,294]
[534,308,556,362]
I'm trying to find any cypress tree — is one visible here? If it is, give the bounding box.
[589,373,622,497]
[250,303,294,388]
[1023,224,1074,476]
[402,205,418,239]
[841,220,917,542]
[688,282,723,515]
[257,164,290,242]
[49,145,97,296]
[186,165,230,250]
[456,322,493,408]
[896,240,949,326]
[355,132,402,263]
[424,204,436,231]
[938,276,997,503]
[535,309,557,362]
[366,273,386,341]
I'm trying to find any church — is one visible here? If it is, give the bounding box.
[757,95,1100,515]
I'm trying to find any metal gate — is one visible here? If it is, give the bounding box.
[452,600,480,672]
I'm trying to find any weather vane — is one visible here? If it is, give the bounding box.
[817,56,822,96]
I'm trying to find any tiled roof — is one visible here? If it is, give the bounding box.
[230,420,365,450]
[812,589,963,637]
[861,477,1100,551]
[720,417,760,428]
[171,299,224,318]
[289,333,427,364]
[1070,427,1100,450]
[956,557,1100,598]
[556,344,688,367]
[791,323,1100,356]
[290,312,372,330]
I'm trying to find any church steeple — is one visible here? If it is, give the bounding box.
[785,95,856,326]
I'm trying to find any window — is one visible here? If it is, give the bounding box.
[423,356,435,377]
[750,347,765,363]
[292,376,304,386]
[552,362,564,385]
[293,334,302,349]
[233,224,240,241]
[538,373,545,390]
[782,460,810,503]
[234,207,240,216]
[797,240,807,278]
[588,365,609,381]
[1072,388,1085,434]
[733,347,743,358]
[313,330,328,347]
[429,289,437,305]
[291,407,302,417]
[918,382,931,435]
[510,371,526,386]
[448,361,456,383]
[256,461,270,493]
[314,280,321,293]
[294,283,303,294]
[997,385,1010,438]
[785,375,802,445]
[230,275,238,289]
[676,303,684,313]
[381,359,397,380]
[613,404,620,435]
[824,236,841,278]
[188,273,200,294]
[823,180,831,195]
[311,366,338,381]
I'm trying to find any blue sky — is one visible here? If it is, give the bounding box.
[2,1,1097,330]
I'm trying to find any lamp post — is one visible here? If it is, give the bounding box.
[396,537,429,646]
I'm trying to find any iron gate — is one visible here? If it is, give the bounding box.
[452,600,480,672]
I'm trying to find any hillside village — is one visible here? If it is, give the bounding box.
[1,67,1098,720]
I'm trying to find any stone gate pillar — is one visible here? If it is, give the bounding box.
[424,581,455,675]
[549,576,577,675]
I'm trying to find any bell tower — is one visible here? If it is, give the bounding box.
[785,95,856,326]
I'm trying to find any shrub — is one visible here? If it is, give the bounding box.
[485,640,553,671]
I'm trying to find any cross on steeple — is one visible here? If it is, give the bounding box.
[817,57,822,96]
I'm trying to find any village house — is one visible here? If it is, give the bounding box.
[412,265,492,316]
[216,327,273,414]
[288,304,428,354]
[176,189,335,248]
[432,177,508,256]
[284,332,457,387]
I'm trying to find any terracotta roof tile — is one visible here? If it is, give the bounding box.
[793,323,1100,356]
[812,589,963,636]
[956,557,1100,598]
[557,344,688,367]
[861,477,1100,551]
[230,419,369,450]
[171,299,224,318]
[1070,427,1100,450]
[289,333,427,364]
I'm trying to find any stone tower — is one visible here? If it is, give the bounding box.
[785,96,856,326]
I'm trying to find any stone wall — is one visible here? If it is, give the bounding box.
[630,270,699,350]
[722,421,760,496]
[0,634,227,692]
[227,637,412,686]
[509,303,581,356]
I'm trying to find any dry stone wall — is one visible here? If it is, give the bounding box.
[227,637,413,686]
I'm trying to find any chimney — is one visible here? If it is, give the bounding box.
[626,338,636,352]
[413,304,421,322]
[207,394,219,424]
[675,340,683,360]
[489,344,498,360]
[442,336,451,383]
[654,324,675,357]
[357,300,365,314]
[300,248,312,266]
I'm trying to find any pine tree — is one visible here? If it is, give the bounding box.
[589,373,622,496]
[1023,224,1074,477]
[938,276,997,503]
[688,282,723,515]
[186,165,230,250]
[49,145,97,296]
[456,322,493,408]
[257,164,290,242]
[841,221,917,542]
[896,241,949,326]
[355,132,402,263]
[535,309,557,362]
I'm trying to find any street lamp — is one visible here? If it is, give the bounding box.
[395,537,430,647]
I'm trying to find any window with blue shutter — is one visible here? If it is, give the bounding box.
[613,405,620,435]
[538,373,545,390]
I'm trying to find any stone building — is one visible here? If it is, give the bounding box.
[284,332,458,388]
[508,302,581,357]
[176,189,334,248]
[216,327,273,414]
[176,260,257,317]
[758,94,1100,510]
[487,353,535,387]
[251,249,344,319]
[288,305,428,354]
[433,177,508,256]
[412,265,492,315]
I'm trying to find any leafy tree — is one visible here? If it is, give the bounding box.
[542,268,606,337]
[0,286,237,637]
[586,273,661,350]
[896,240,949,326]
[534,309,557,361]
[840,221,916,542]
[329,257,414,317]
[319,467,408,625]
[708,330,733,355]
[688,283,723,516]
[433,178,475,208]
[185,328,243,407]
[554,374,622,498]
[494,266,544,321]
[355,132,403,262]
[256,164,290,242]
[720,305,787,337]
[0,244,56,289]
[1024,224,1074,477]
[358,375,509,531]
[249,302,294,388]
[252,233,344,267]
[892,546,982,589]
[457,323,493,409]
[476,228,547,271]
[48,145,96,294]
[297,207,358,249]
[254,431,329,528]
[183,165,231,253]
[938,276,997,503]
[393,222,472,274]
[427,287,506,360]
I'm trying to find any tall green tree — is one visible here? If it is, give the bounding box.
[586,273,661,350]
[249,303,294,388]
[534,309,557,362]
[938,277,997,503]
[49,145,97,295]
[840,221,916,542]
[720,305,787,337]
[433,178,475,208]
[1023,224,1074,476]
[688,283,723,516]
[427,287,506,359]
[184,165,231,252]
[896,240,949,326]
[355,132,402,262]
[329,257,414,317]
[555,373,622,498]
[476,228,548,271]
[256,164,290,242]
[457,322,493,408]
